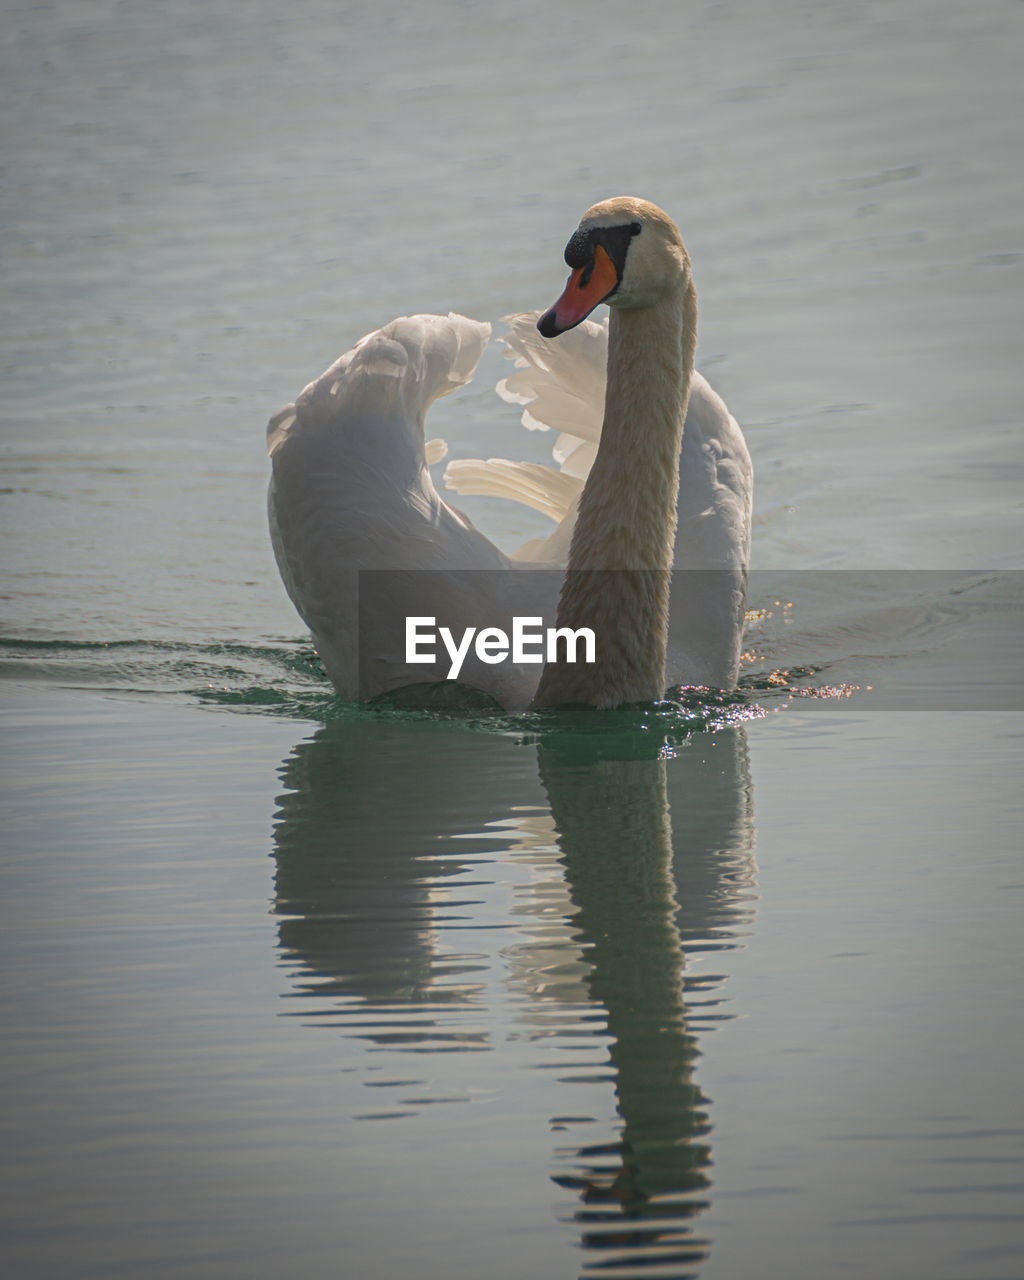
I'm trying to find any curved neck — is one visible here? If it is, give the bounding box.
[533,278,697,709]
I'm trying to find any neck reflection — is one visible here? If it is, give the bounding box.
[535,728,755,1274]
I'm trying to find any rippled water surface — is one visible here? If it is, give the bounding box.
[2,1,1023,1277]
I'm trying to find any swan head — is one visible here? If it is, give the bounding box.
[537,197,690,338]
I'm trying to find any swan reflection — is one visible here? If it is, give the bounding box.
[271,715,755,1274]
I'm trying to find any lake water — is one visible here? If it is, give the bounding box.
[1,2,1022,1277]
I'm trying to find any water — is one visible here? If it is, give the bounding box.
[2,1,1023,1277]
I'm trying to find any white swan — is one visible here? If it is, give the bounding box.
[267,198,752,710]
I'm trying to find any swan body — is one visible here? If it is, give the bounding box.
[267,200,752,709]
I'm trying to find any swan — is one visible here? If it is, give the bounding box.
[267,197,752,710]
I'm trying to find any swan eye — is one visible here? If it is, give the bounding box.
[630,221,642,236]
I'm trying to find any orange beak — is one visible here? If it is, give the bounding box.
[537,243,619,338]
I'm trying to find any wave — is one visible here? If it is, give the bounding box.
[2,569,1019,731]
[0,633,775,741]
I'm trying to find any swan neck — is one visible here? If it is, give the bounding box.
[532,277,698,708]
